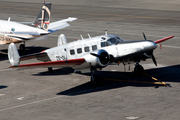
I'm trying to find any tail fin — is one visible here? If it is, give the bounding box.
[33,2,52,31]
[57,34,68,46]
[8,43,20,66]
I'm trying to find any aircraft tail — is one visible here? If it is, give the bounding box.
[8,43,20,66]
[33,2,52,31]
[57,34,68,46]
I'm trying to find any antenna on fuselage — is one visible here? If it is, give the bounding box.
[87,33,91,38]
[80,35,84,40]
[105,30,108,35]
[8,17,10,22]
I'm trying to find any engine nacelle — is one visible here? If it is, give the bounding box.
[83,49,110,68]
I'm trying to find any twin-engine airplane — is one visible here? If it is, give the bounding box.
[0,2,77,51]
[8,33,174,85]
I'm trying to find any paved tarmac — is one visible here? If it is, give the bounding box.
[0,0,180,120]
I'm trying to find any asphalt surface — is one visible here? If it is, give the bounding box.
[0,1,180,120]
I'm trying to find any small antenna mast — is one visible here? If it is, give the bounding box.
[105,30,108,35]
[87,33,91,38]
[80,35,84,40]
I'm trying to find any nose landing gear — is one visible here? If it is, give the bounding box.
[134,62,144,74]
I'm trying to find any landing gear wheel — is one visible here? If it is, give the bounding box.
[90,68,102,86]
[19,44,25,51]
[91,73,98,85]
[48,67,53,72]
[134,64,144,75]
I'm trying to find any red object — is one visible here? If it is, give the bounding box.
[154,36,174,44]
[10,58,85,68]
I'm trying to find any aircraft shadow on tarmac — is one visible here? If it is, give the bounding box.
[33,67,74,76]
[55,64,180,96]
[0,46,49,61]
[0,85,8,89]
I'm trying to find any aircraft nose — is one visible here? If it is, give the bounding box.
[144,41,157,51]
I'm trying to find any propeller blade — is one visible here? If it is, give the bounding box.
[90,53,101,58]
[151,53,157,66]
[142,32,147,40]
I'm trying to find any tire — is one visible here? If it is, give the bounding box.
[91,73,102,86]
[134,64,144,74]
[19,44,25,51]
[48,67,53,72]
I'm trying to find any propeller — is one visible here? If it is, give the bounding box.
[90,53,101,58]
[150,53,157,66]
[142,32,147,40]
[142,33,157,66]
[90,52,110,65]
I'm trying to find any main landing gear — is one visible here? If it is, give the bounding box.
[19,42,25,51]
[90,67,102,86]
[48,67,53,72]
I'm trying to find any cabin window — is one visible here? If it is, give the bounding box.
[70,49,75,55]
[92,45,97,50]
[84,46,90,52]
[77,48,82,54]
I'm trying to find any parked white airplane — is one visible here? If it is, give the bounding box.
[8,33,174,85]
[0,2,77,51]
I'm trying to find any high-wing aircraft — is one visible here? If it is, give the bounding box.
[0,2,77,51]
[8,33,174,85]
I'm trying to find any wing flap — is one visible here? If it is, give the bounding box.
[10,58,85,68]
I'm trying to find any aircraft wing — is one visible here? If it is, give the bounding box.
[19,22,33,25]
[48,17,77,33]
[10,58,85,68]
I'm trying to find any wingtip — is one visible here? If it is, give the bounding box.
[154,35,174,44]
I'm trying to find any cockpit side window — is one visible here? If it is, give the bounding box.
[101,42,106,47]
[107,38,118,45]
[101,37,123,47]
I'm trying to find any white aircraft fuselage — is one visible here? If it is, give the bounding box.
[0,20,49,44]
[0,2,77,51]
[43,34,157,71]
